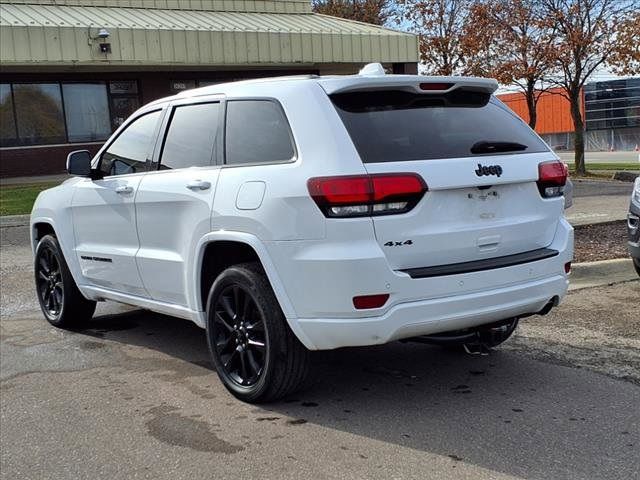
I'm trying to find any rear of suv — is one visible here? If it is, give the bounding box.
[31,65,573,403]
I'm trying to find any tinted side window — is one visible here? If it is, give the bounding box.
[159,102,220,170]
[225,100,295,165]
[100,110,162,176]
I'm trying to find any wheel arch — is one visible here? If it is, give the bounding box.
[32,221,56,251]
[192,232,314,348]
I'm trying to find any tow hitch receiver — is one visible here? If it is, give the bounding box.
[404,318,520,354]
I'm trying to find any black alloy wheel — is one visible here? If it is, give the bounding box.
[205,262,310,403]
[36,243,64,320]
[212,285,268,387]
[34,234,96,328]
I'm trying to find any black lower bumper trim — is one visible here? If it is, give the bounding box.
[400,248,559,279]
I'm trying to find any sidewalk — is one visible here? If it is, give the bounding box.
[0,173,69,187]
[566,195,630,226]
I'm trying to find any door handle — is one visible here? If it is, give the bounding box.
[186,180,211,191]
[115,185,133,194]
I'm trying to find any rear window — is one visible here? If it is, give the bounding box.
[331,90,548,163]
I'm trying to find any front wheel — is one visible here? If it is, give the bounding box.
[205,262,310,403]
[34,234,96,328]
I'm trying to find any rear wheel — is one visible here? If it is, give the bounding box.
[34,234,96,328]
[205,262,310,403]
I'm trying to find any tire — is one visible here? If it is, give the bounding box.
[633,258,640,277]
[205,262,310,403]
[34,234,96,328]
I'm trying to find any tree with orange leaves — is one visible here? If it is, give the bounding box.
[396,0,478,75]
[542,0,639,175]
[608,9,640,77]
[467,1,559,129]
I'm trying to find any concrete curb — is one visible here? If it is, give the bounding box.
[0,214,30,228]
[569,258,638,291]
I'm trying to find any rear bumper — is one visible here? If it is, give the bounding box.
[265,218,573,350]
[296,274,566,350]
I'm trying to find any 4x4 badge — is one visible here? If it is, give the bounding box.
[384,240,413,247]
[475,164,503,177]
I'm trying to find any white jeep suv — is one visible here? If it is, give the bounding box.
[31,66,573,402]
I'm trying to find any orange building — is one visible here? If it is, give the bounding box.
[497,78,640,151]
[498,87,582,135]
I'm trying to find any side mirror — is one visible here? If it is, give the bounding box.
[66,150,92,177]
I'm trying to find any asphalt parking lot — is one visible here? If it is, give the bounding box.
[1,224,639,480]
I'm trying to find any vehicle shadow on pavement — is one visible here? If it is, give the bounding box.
[82,306,639,480]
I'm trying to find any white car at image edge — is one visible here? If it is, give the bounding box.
[30,64,574,402]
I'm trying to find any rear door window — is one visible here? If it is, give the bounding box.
[159,102,220,170]
[331,90,549,163]
[225,100,295,165]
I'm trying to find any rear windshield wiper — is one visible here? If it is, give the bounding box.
[471,141,528,154]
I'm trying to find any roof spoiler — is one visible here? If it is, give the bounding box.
[319,63,498,96]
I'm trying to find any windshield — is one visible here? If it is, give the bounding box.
[331,90,549,163]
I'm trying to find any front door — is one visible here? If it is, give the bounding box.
[71,109,164,296]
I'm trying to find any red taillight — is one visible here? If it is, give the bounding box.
[564,262,571,274]
[308,173,427,217]
[353,294,389,309]
[419,82,454,91]
[537,161,568,198]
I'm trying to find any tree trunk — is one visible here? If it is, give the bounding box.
[525,81,537,129]
[568,89,586,175]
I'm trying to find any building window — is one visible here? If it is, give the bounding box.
[13,83,66,146]
[62,84,111,142]
[0,84,17,147]
[109,81,139,129]
[0,81,141,148]
[585,78,640,131]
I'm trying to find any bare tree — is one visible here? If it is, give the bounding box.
[542,0,639,175]
[312,0,392,25]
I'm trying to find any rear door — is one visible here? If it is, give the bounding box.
[135,99,222,307]
[330,88,564,271]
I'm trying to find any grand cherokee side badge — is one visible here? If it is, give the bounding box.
[475,164,503,177]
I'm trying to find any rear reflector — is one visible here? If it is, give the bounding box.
[353,294,389,309]
[537,161,568,198]
[308,173,427,217]
[419,82,454,91]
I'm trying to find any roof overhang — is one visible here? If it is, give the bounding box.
[0,3,419,70]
